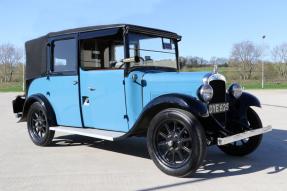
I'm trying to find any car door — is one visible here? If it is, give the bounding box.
[47,37,82,127]
[79,33,128,132]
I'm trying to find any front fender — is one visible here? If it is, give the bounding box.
[143,93,209,118]
[226,92,261,128]
[119,93,208,139]
[238,92,261,108]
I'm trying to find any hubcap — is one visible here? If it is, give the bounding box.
[154,120,193,168]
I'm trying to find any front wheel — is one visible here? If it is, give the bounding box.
[218,108,263,156]
[27,102,55,146]
[147,108,206,177]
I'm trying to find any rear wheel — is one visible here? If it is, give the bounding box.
[27,102,54,146]
[218,108,263,156]
[147,108,206,177]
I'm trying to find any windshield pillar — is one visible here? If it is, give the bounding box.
[175,40,179,71]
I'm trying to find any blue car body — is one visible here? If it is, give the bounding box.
[27,69,207,132]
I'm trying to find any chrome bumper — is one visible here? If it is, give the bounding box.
[217,125,272,146]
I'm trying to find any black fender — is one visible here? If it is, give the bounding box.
[142,93,209,117]
[12,95,25,114]
[20,94,57,126]
[238,92,261,108]
[226,92,261,128]
[119,93,208,138]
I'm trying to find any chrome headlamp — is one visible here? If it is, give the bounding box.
[198,84,213,102]
[228,83,242,99]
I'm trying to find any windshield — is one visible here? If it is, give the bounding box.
[128,33,177,69]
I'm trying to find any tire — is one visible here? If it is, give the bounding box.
[218,108,263,156]
[27,102,55,146]
[147,108,206,177]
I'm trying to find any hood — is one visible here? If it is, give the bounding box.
[142,71,207,105]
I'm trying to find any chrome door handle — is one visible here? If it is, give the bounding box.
[73,80,78,85]
[88,87,96,91]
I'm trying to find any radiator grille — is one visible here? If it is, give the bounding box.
[209,80,226,125]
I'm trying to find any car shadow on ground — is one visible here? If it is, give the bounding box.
[53,129,287,190]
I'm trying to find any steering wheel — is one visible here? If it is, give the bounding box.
[118,56,145,69]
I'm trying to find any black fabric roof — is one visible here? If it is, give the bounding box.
[25,36,48,80]
[46,24,181,39]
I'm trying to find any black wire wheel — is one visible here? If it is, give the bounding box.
[27,102,54,146]
[218,108,263,156]
[147,108,206,177]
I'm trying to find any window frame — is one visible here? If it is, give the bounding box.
[48,34,78,76]
[123,31,180,76]
[79,29,125,71]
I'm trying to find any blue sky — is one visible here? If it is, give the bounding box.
[0,0,286,60]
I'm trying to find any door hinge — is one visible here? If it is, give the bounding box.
[124,115,129,122]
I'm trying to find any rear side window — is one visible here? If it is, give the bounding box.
[53,39,76,73]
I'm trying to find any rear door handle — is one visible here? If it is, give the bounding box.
[88,87,96,91]
[73,80,78,85]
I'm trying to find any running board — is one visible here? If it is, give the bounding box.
[50,126,126,141]
[217,125,272,146]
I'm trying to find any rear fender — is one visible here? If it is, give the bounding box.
[20,94,57,126]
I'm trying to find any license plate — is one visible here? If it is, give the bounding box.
[209,103,229,114]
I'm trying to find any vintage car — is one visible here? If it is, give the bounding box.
[13,24,271,177]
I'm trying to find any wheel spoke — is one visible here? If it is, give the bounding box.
[159,131,168,139]
[158,141,167,146]
[181,137,192,143]
[40,111,44,118]
[182,146,192,153]
[178,127,186,136]
[172,121,177,133]
[163,149,170,158]
[176,150,184,161]
[164,124,171,135]
[171,150,175,163]
[41,127,46,133]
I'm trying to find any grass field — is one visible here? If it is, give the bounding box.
[0,82,23,92]
[241,82,287,89]
[183,66,287,89]
[0,69,286,92]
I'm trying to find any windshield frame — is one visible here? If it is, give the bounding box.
[123,31,180,73]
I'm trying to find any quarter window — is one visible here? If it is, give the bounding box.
[53,39,76,73]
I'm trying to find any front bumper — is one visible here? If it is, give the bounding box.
[217,125,272,146]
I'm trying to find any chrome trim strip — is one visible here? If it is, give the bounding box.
[217,125,272,146]
[50,126,125,141]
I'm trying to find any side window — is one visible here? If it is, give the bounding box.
[80,36,124,70]
[53,39,76,73]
